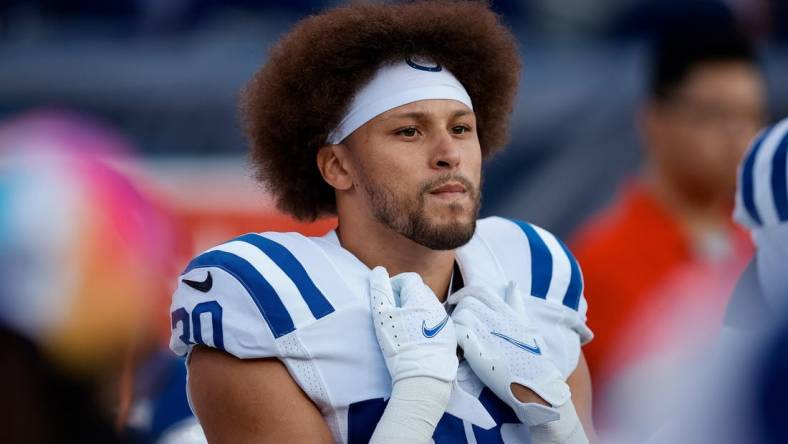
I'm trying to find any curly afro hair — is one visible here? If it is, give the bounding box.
[241,0,521,221]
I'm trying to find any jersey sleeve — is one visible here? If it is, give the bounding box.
[169,258,280,359]
[476,217,594,377]
[169,232,336,360]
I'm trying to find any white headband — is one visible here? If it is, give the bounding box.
[326,58,474,144]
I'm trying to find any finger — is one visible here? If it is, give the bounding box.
[390,272,427,307]
[514,375,571,409]
[451,307,483,342]
[369,266,395,307]
[453,293,495,320]
[448,285,497,306]
[454,323,473,350]
[447,286,469,306]
[504,281,527,317]
[451,286,507,313]
[453,320,488,361]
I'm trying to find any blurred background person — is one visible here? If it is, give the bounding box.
[569,4,769,437]
[0,111,204,444]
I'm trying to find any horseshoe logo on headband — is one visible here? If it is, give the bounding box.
[406,56,442,72]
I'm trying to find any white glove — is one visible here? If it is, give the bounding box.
[368,267,458,444]
[449,282,570,425]
[369,266,458,383]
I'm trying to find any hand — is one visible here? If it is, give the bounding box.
[449,282,570,426]
[369,266,458,384]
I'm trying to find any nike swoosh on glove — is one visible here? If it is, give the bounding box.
[369,266,458,384]
[449,282,570,426]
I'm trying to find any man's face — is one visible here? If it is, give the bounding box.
[344,99,482,250]
[647,61,766,204]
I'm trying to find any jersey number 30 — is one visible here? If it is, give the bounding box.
[172,301,225,350]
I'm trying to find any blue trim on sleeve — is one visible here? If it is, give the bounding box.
[556,238,583,311]
[183,250,296,338]
[742,129,770,226]
[770,133,788,222]
[511,220,553,299]
[236,233,335,319]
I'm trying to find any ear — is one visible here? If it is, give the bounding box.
[316,144,354,191]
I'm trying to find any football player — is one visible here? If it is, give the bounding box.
[710,115,788,444]
[169,2,595,442]
[731,116,788,318]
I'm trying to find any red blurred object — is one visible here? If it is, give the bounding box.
[571,181,752,395]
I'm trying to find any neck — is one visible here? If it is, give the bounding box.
[641,165,733,240]
[335,212,455,302]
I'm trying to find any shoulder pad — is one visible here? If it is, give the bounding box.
[472,218,593,354]
[474,217,584,311]
[169,232,338,359]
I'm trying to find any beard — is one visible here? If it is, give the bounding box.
[358,171,481,250]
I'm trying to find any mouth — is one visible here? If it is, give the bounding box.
[428,182,468,199]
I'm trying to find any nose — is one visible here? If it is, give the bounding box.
[430,130,461,170]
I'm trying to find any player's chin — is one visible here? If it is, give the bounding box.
[424,206,476,232]
[425,201,474,223]
[418,216,477,250]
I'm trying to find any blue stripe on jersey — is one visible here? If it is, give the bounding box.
[512,220,553,299]
[771,133,788,222]
[433,414,467,443]
[556,238,583,310]
[236,233,335,319]
[472,387,518,443]
[347,399,471,443]
[183,250,296,338]
[348,398,387,444]
[742,129,770,226]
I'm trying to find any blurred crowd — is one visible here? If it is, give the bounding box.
[1,1,787,443]
[1,0,787,40]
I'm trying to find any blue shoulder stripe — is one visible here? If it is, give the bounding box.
[556,238,583,310]
[511,220,552,299]
[236,233,335,319]
[742,128,770,226]
[183,250,295,338]
[770,133,788,222]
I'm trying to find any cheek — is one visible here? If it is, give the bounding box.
[464,145,483,184]
[356,155,416,200]
[356,135,423,173]
[669,126,720,166]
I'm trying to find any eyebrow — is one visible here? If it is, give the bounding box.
[385,109,475,121]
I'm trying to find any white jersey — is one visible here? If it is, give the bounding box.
[170,216,592,443]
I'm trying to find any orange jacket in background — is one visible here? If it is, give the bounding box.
[570,181,752,393]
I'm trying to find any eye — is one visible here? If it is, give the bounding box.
[395,127,419,137]
[452,125,472,135]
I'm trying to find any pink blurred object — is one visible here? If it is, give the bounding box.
[0,108,135,158]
